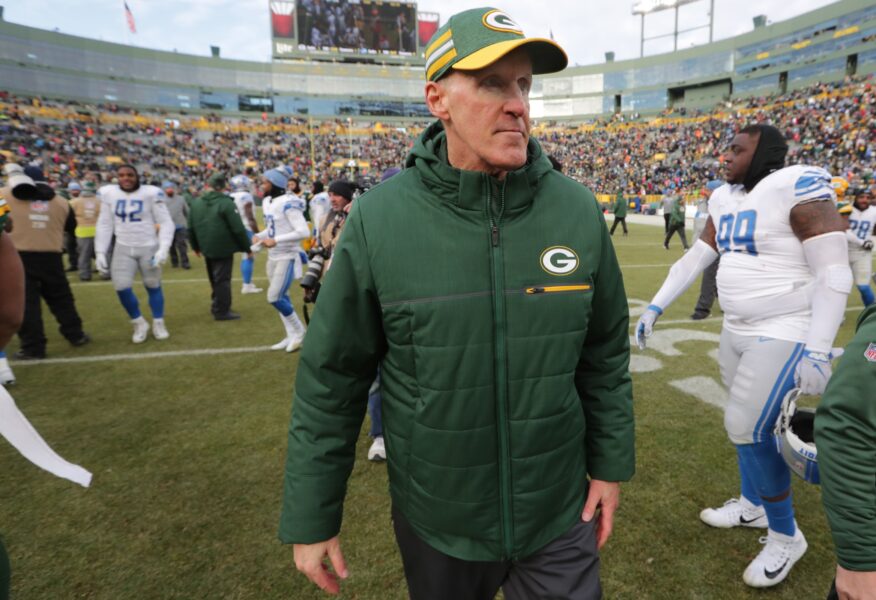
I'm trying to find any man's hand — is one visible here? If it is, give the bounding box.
[293,537,348,595]
[835,564,876,600]
[581,480,620,550]
[95,252,109,275]
[635,305,662,350]
[151,246,169,267]
[262,238,277,248]
[795,348,832,395]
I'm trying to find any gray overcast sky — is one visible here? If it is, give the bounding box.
[4,0,837,65]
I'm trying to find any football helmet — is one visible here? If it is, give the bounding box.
[230,175,251,192]
[831,176,849,198]
[774,388,819,484]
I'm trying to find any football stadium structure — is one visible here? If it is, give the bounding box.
[0,0,874,120]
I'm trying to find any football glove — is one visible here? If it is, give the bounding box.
[794,348,837,395]
[635,305,663,350]
[95,252,109,275]
[863,240,873,251]
[151,246,169,267]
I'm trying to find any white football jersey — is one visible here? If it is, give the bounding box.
[261,193,308,260]
[847,205,876,248]
[309,191,331,236]
[230,191,255,232]
[95,184,174,252]
[708,165,836,342]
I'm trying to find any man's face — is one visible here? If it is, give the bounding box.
[329,192,349,211]
[427,48,533,178]
[69,189,81,197]
[855,193,871,211]
[117,167,138,192]
[259,178,273,197]
[723,132,759,185]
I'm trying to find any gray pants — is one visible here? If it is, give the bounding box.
[393,507,601,600]
[76,237,95,281]
[111,244,161,291]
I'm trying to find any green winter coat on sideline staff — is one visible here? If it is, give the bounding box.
[668,197,686,227]
[279,121,635,562]
[613,191,627,218]
[187,191,250,259]
[816,304,876,571]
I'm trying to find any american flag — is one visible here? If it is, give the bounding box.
[124,1,137,34]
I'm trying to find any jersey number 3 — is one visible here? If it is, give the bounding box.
[115,199,143,223]
[717,210,758,255]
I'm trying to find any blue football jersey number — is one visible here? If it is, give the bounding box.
[266,215,276,238]
[850,218,872,241]
[114,199,143,223]
[716,210,758,256]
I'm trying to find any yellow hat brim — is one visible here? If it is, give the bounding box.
[452,38,568,75]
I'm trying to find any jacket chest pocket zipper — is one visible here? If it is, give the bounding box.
[525,285,592,295]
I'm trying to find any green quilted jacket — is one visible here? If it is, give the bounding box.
[279,121,635,561]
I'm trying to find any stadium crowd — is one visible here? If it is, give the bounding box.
[1,76,874,198]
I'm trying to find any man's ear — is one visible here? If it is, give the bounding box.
[425,80,450,120]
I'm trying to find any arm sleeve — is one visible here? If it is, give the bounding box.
[802,231,852,353]
[845,229,865,247]
[94,195,114,255]
[574,202,635,482]
[222,202,252,253]
[278,202,386,544]
[274,207,310,244]
[648,239,719,311]
[816,316,876,570]
[152,194,175,252]
[186,205,200,253]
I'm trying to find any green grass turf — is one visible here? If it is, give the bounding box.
[0,222,864,599]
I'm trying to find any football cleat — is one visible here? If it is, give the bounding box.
[285,333,303,353]
[0,357,15,387]
[241,283,263,294]
[131,317,150,344]
[700,498,768,529]
[368,436,386,462]
[271,337,290,351]
[152,318,170,340]
[743,528,807,588]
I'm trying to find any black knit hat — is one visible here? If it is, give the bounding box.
[328,180,353,202]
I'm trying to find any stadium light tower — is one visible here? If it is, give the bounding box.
[633,0,715,57]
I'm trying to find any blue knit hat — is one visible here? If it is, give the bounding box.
[263,168,288,190]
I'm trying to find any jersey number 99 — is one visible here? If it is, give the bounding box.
[717,210,758,256]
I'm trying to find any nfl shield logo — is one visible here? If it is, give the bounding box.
[865,343,876,363]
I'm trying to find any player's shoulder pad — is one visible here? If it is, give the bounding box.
[787,165,834,202]
[282,195,306,212]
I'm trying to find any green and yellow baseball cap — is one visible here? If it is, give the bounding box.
[424,7,568,82]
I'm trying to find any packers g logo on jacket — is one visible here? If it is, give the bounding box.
[540,246,579,276]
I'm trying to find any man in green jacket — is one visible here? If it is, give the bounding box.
[187,172,251,321]
[663,192,690,250]
[280,8,635,599]
[609,188,628,236]
[816,304,876,600]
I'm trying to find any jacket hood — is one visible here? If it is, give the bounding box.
[405,120,554,212]
[199,190,229,204]
[743,125,788,192]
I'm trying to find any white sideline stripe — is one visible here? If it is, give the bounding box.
[11,306,866,366]
[11,346,274,366]
[69,276,269,288]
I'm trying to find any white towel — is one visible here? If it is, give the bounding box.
[0,386,92,488]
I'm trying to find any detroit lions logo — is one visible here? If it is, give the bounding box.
[540,246,579,276]
[482,10,524,35]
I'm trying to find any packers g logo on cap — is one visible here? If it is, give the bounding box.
[540,246,579,276]
[482,10,523,34]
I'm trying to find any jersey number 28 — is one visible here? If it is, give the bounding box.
[716,210,758,255]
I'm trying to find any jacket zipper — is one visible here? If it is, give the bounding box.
[524,284,592,294]
[488,177,514,559]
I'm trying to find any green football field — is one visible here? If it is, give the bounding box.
[1,221,866,599]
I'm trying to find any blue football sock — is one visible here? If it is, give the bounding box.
[241,256,254,285]
[0,350,6,359]
[271,295,294,317]
[737,441,795,535]
[146,286,165,319]
[737,448,763,507]
[117,288,142,319]
[858,285,875,307]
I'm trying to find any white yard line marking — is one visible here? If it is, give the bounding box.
[69,276,269,288]
[11,346,276,366]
